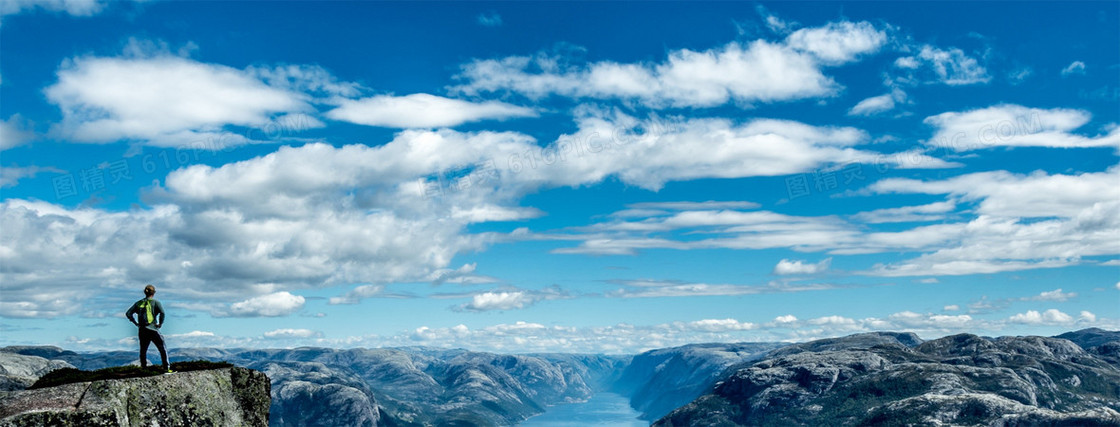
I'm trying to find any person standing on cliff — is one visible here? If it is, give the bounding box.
[126,284,172,373]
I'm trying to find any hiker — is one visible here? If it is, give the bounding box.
[125,284,172,372]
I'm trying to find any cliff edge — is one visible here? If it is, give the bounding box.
[0,367,270,427]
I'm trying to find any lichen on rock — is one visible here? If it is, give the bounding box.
[0,367,270,427]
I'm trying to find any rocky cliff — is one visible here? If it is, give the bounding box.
[0,366,270,427]
[656,333,1120,426]
[0,352,75,392]
[613,342,783,421]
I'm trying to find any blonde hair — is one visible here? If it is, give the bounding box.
[144,284,156,297]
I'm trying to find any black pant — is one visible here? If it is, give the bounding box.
[138,328,169,368]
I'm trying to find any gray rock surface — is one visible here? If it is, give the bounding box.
[656,333,1120,426]
[0,367,270,427]
[0,352,74,391]
[613,342,783,421]
[257,361,383,427]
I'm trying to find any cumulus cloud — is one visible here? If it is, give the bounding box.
[45,54,312,147]
[923,104,1119,151]
[460,291,534,311]
[784,21,887,65]
[1008,309,1074,325]
[13,118,902,317]
[893,45,990,86]
[453,20,886,108]
[548,164,1118,277]
[325,93,536,128]
[511,108,954,193]
[773,258,831,275]
[454,286,568,312]
[226,291,306,317]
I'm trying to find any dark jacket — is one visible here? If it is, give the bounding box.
[126,297,165,332]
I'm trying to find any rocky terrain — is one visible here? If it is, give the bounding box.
[612,342,783,421]
[656,332,1120,426]
[0,352,74,391]
[2,328,1117,426]
[0,366,270,426]
[0,346,630,426]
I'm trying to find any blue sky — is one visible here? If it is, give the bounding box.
[1,1,1117,354]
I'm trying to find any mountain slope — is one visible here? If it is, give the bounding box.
[613,342,784,421]
[656,333,1120,426]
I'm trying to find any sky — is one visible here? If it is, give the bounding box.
[0,1,1118,355]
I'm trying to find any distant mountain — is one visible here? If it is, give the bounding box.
[1056,328,1120,350]
[613,342,785,421]
[4,329,1118,426]
[656,332,1120,426]
[0,352,74,391]
[1,346,628,426]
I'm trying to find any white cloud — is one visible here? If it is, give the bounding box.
[329,285,386,305]
[871,167,1120,219]
[326,93,536,128]
[1,0,107,17]
[681,318,757,332]
[454,20,887,108]
[773,258,831,275]
[784,21,887,65]
[45,55,311,147]
[605,279,840,299]
[264,328,323,339]
[461,291,534,311]
[625,200,761,211]
[247,63,363,98]
[808,315,857,326]
[923,104,1119,151]
[454,286,569,312]
[512,108,954,193]
[1061,61,1086,77]
[1008,309,1074,325]
[477,11,501,27]
[852,201,956,224]
[893,45,990,86]
[943,305,960,311]
[888,311,973,329]
[1008,67,1032,85]
[227,291,306,317]
[774,315,799,324]
[1028,288,1077,302]
[848,93,896,116]
[0,165,63,188]
[0,115,35,150]
[1079,311,1097,323]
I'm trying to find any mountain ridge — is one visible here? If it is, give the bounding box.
[2,328,1117,426]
